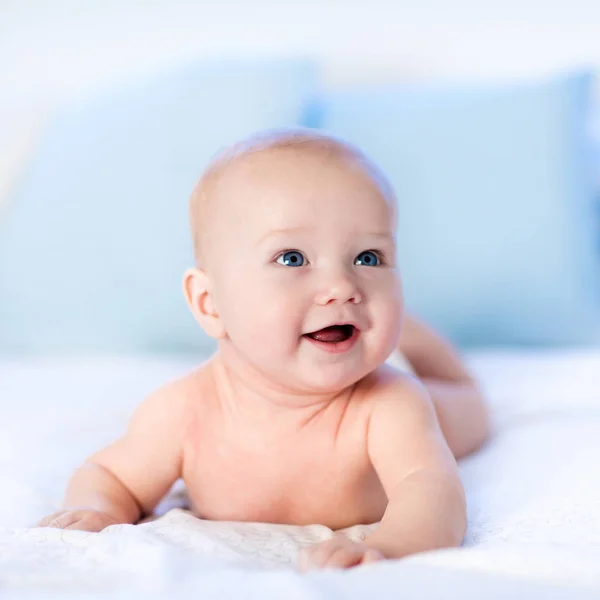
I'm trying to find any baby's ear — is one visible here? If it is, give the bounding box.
[182,268,226,339]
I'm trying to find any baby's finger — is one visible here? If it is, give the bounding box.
[299,538,344,571]
[297,548,312,572]
[322,546,365,569]
[360,547,384,564]
[35,511,65,527]
[65,519,101,532]
[299,546,336,571]
[37,511,78,529]
[65,512,116,533]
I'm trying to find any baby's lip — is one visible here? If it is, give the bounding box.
[303,321,361,336]
[302,323,360,352]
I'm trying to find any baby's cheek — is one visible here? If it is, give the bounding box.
[237,283,300,346]
[371,298,403,352]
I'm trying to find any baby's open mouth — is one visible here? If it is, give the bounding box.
[304,324,356,343]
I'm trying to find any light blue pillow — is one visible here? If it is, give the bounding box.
[0,58,317,355]
[320,71,600,347]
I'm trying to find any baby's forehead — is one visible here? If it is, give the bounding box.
[189,131,396,263]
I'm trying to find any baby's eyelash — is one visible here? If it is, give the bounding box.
[367,249,388,265]
[271,249,390,266]
[273,249,309,267]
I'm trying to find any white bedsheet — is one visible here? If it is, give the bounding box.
[1,350,600,599]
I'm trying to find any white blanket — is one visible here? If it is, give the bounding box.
[2,350,600,598]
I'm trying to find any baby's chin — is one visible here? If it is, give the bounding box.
[293,357,379,395]
[293,337,393,392]
[220,337,388,395]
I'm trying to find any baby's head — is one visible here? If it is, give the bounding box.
[184,129,403,394]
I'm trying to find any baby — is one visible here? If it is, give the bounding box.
[37,130,489,569]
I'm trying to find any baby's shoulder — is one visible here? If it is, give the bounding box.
[356,363,430,413]
[132,361,214,426]
[355,365,438,444]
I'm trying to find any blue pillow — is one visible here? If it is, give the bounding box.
[0,58,317,355]
[319,72,600,347]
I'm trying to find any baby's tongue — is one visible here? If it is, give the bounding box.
[308,325,348,343]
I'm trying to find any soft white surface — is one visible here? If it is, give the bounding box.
[1,350,600,598]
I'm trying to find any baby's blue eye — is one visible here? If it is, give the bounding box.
[276,251,306,267]
[354,250,381,267]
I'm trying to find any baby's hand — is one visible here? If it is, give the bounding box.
[35,509,120,532]
[298,534,384,570]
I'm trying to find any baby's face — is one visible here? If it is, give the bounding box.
[203,149,403,393]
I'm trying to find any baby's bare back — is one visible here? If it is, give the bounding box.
[180,366,388,529]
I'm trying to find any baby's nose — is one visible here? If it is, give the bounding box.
[315,273,362,306]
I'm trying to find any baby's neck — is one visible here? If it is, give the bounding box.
[210,352,355,431]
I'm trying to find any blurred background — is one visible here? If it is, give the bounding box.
[2,0,600,356]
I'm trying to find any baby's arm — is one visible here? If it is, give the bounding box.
[363,375,466,559]
[36,385,185,531]
[399,314,489,459]
[299,374,466,570]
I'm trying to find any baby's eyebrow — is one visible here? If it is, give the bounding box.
[257,229,394,245]
[257,226,310,245]
[355,232,396,246]
[363,232,394,241]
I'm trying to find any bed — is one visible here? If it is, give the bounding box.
[1,349,600,599]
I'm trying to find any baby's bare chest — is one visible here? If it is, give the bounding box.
[180,417,387,529]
